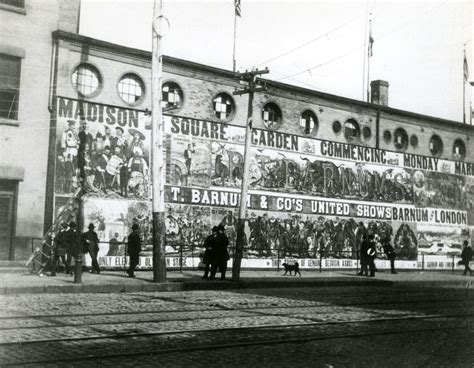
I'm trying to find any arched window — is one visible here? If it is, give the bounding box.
[300,110,318,135]
[344,119,360,140]
[429,135,443,156]
[262,102,282,129]
[394,128,408,150]
[453,139,466,160]
[72,64,101,96]
[161,82,183,109]
[118,73,145,104]
[213,93,235,120]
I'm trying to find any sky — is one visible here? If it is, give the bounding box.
[79,0,472,122]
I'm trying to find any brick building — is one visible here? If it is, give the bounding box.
[1,2,473,267]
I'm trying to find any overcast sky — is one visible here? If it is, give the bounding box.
[80,0,472,122]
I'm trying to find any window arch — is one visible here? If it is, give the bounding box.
[262,102,282,129]
[394,128,408,150]
[72,63,101,97]
[213,93,235,120]
[118,73,145,104]
[299,110,318,135]
[161,82,183,109]
[429,135,443,156]
[453,139,466,160]
[344,119,360,140]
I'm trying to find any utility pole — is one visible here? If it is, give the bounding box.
[232,68,269,281]
[152,0,166,282]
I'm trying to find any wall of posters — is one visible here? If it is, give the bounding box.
[52,103,473,266]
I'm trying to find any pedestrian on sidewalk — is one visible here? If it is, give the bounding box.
[367,234,377,277]
[357,233,369,276]
[202,226,217,279]
[52,222,71,275]
[66,221,80,276]
[382,236,397,274]
[460,240,472,276]
[81,223,101,274]
[127,224,141,278]
[209,224,230,280]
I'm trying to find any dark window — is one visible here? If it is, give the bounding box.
[394,128,408,150]
[344,119,360,140]
[262,102,282,129]
[429,135,443,156]
[0,0,24,8]
[162,82,183,110]
[0,179,17,260]
[332,120,342,134]
[410,135,418,148]
[118,74,144,104]
[453,139,466,160]
[383,130,392,142]
[362,127,372,139]
[213,93,235,120]
[0,54,21,120]
[300,110,318,135]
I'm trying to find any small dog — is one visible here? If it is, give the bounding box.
[282,262,301,276]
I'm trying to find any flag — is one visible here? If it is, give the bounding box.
[368,26,374,57]
[234,0,241,17]
[463,52,469,82]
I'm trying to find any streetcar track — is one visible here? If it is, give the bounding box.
[0,294,470,322]
[2,324,473,367]
[0,313,472,346]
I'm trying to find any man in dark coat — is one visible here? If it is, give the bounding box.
[202,226,217,279]
[52,222,71,275]
[461,240,472,276]
[127,224,141,278]
[357,233,369,276]
[382,236,397,274]
[209,224,230,280]
[65,221,80,276]
[81,223,101,274]
[366,234,377,277]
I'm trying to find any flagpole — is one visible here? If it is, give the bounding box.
[366,17,372,103]
[361,4,369,101]
[232,7,237,72]
[463,47,466,124]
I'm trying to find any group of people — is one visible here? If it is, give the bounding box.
[51,221,142,278]
[357,234,397,277]
[58,120,149,197]
[201,224,230,280]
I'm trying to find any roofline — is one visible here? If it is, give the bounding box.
[53,30,473,131]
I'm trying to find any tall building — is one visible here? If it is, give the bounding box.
[0,0,80,260]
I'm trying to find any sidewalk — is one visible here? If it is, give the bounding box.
[0,268,472,294]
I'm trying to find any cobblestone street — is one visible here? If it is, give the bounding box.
[0,284,473,367]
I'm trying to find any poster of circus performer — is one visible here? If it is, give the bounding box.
[54,97,151,201]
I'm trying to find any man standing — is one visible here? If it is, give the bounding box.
[202,226,217,279]
[382,236,397,274]
[366,234,377,277]
[127,224,141,278]
[52,222,71,275]
[184,143,195,175]
[461,240,472,276]
[66,221,80,276]
[81,223,101,274]
[210,224,230,280]
[357,233,369,276]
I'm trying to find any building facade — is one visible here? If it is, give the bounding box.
[0,0,80,260]
[45,31,474,269]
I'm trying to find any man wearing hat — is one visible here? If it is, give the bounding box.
[112,126,128,153]
[127,224,142,277]
[81,223,101,274]
[202,226,218,279]
[65,221,80,275]
[52,222,71,275]
[209,224,230,280]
